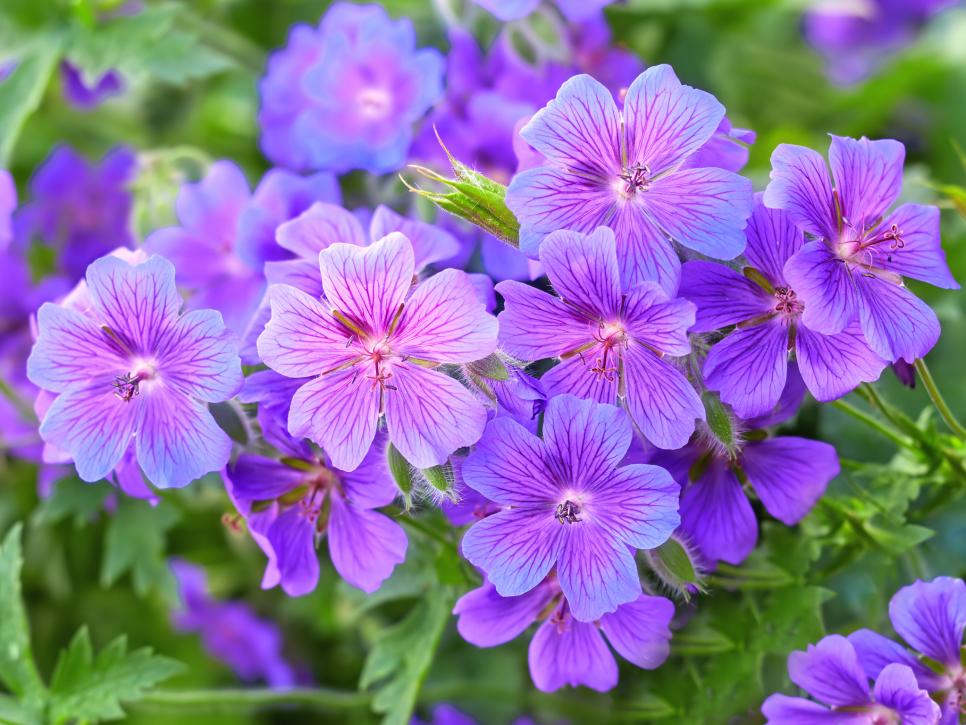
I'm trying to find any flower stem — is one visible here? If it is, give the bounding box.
[136,687,370,712]
[830,399,912,450]
[913,359,966,439]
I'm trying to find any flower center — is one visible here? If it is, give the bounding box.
[773,286,804,317]
[615,163,651,199]
[555,500,582,524]
[112,362,156,403]
[365,340,397,393]
[590,322,627,382]
[356,87,392,118]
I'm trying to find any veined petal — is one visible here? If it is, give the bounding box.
[495,280,595,361]
[288,370,379,472]
[384,362,487,469]
[461,506,564,597]
[454,581,556,648]
[557,522,641,621]
[265,506,319,597]
[623,281,695,356]
[795,322,885,402]
[461,416,557,505]
[678,260,773,333]
[39,379,139,483]
[541,353,619,405]
[855,275,940,363]
[788,635,871,707]
[828,135,904,229]
[704,320,790,420]
[741,437,838,525]
[275,202,366,258]
[227,454,307,504]
[538,227,621,319]
[328,498,407,593]
[27,303,127,393]
[599,595,674,669]
[394,269,498,363]
[763,144,836,240]
[258,284,356,378]
[744,197,804,285]
[155,309,242,402]
[872,663,941,725]
[680,462,756,566]
[622,342,703,450]
[847,630,944,690]
[874,204,958,289]
[519,74,621,177]
[542,394,631,492]
[264,259,324,296]
[623,64,725,175]
[136,387,232,489]
[612,203,682,295]
[528,615,618,693]
[889,577,966,668]
[86,254,182,354]
[369,205,460,269]
[587,464,680,550]
[338,439,398,509]
[783,241,860,335]
[642,167,753,260]
[318,233,415,336]
[761,695,844,723]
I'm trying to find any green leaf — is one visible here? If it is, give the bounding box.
[863,518,934,554]
[101,498,180,600]
[386,443,414,507]
[32,477,112,527]
[0,37,61,166]
[48,627,182,724]
[360,588,455,725]
[0,525,45,715]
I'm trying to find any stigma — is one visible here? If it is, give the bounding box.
[555,500,582,524]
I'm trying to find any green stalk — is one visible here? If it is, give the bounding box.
[136,687,370,712]
[830,399,912,450]
[914,359,966,439]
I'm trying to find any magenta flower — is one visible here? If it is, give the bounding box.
[506,65,753,293]
[257,233,498,471]
[27,253,243,488]
[455,576,673,693]
[497,226,703,449]
[762,635,940,724]
[764,135,959,363]
[460,394,679,622]
[681,196,886,419]
[849,577,966,723]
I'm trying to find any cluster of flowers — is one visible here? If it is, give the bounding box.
[0,0,959,702]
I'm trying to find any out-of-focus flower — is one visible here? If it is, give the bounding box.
[60,62,124,110]
[849,577,966,724]
[258,3,445,174]
[497,227,703,449]
[681,196,886,419]
[461,394,679,622]
[471,0,614,22]
[762,634,940,724]
[27,253,243,488]
[506,65,753,295]
[0,169,15,250]
[170,559,297,688]
[765,135,959,363]
[258,234,497,471]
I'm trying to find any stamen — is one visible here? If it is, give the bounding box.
[617,163,651,196]
[555,500,582,524]
[773,286,803,316]
[112,372,143,402]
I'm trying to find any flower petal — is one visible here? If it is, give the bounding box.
[612,203,682,295]
[744,197,804,286]
[795,322,885,402]
[528,613,618,693]
[265,506,319,597]
[872,663,941,725]
[874,204,958,289]
[847,629,944,690]
[275,202,366,258]
[454,581,556,647]
[461,417,557,505]
[369,204,460,269]
[788,634,871,707]
[155,309,242,402]
[541,353,619,405]
[783,241,859,335]
[587,464,680,550]
[678,260,773,333]
[538,227,621,319]
[227,454,307,504]
[623,281,696,356]
[328,497,407,593]
[742,437,838,525]
[680,462,756,566]
[557,524,641,622]
[889,577,966,668]
[495,280,595,360]
[761,695,843,723]
[855,275,940,363]
[599,594,674,669]
[763,144,836,239]
[828,135,904,229]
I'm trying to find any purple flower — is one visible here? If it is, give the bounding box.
[471,0,614,21]
[15,145,136,281]
[506,65,754,294]
[60,62,124,110]
[258,233,498,471]
[680,196,886,419]
[804,0,957,84]
[764,135,959,363]
[258,3,444,174]
[455,575,674,692]
[762,634,940,724]
[497,226,704,449]
[170,559,297,688]
[460,394,679,622]
[0,169,15,250]
[27,252,243,488]
[145,161,339,341]
[653,380,839,566]
[849,577,966,724]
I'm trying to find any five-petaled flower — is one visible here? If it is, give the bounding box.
[258,233,498,471]
[506,64,754,294]
[27,253,243,488]
[681,195,886,418]
[764,134,959,363]
[497,226,704,449]
[460,394,680,622]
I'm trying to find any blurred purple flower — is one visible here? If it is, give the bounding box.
[259,3,444,174]
[762,634,940,724]
[681,196,886,419]
[0,169,15,250]
[15,145,136,282]
[461,394,679,622]
[765,135,959,363]
[506,65,753,294]
[27,252,243,488]
[144,160,339,341]
[170,559,297,688]
[497,227,704,449]
[258,233,497,471]
[849,577,966,724]
[60,62,124,110]
[471,0,614,22]
[455,575,674,692]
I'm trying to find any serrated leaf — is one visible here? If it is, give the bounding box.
[0,525,45,715]
[863,518,934,554]
[48,627,182,724]
[101,498,180,600]
[0,37,61,165]
[360,588,455,725]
